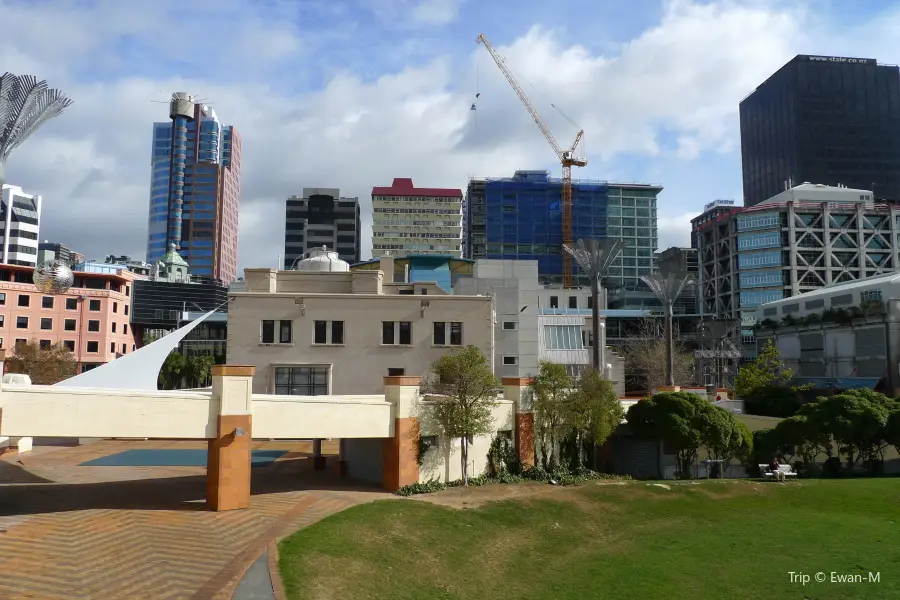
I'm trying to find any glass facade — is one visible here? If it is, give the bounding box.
[738,250,782,269]
[737,231,781,250]
[740,289,784,307]
[740,54,900,206]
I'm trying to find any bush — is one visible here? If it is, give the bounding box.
[822,456,842,478]
[394,467,630,496]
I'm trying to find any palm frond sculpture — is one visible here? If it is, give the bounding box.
[0,72,73,187]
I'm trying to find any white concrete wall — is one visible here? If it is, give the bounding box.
[227,293,494,395]
[252,394,392,439]
[417,399,515,483]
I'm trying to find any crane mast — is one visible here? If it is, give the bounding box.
[476,33,588,288]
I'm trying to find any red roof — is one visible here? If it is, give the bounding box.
[372,178,462,198]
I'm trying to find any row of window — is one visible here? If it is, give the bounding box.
[0,293,125,313]
[260,319,465,347]
[0,338,134,354]
[0,314,128,334]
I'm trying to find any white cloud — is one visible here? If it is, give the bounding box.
[0,0,896,271]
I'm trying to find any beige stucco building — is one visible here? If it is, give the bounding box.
[227,254,494,395]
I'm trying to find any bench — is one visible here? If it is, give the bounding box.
[759,464,798,479]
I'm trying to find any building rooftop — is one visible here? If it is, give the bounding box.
[372,177,462,198]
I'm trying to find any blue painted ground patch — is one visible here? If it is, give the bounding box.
[80,449,288,467]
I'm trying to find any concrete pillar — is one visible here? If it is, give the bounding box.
[502,377,535,468]
[335,438,348,476]
[206,365,255,512]
[382,376,421,491]
[312,438,326,470]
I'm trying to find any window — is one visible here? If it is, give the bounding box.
[587,296,593,309]
[111,322,117,333]
[550,296,559,308]
[568,296,578,309]
[399,321,412,345]
[332,321,344,344]
[110,342,116,353]
[502,321,517,330]
[113,302,118,313]
[40,318,52,330]
[63,340,75,351]
[0,315,3,327]
[279,320,292,344]
[0,292,5,305]
[449,322,463,345]
[433,321,446,345]
[274,365,329,396]
[125,305,129,316]
[503,356,518,365]
[40,340,51,349]
[861,289,883,302]
[66,298,77,310]
[16,316,27,329]
[89,299,101,311]
[123,324,128,334]
[387,368,406,376]
[87,320,100,332]
[314,320,327,344]
[17,294,29,307]
[543,325,584,350]
[41,296,54,309]
[15,338,26,349]
[261,320,275,343]
[382,321,395,345]
[122,343,126,353]
[64,318,76,331]
[86,341,99,353]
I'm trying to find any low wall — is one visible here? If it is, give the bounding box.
[252,394,393,439]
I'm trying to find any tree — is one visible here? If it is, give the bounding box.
[425,346,500,485]
[184,354,215,388]
[622,318,694,393]
[734,340,806,417]
[158,351,186,390]
[700,405,753,475]
[529,360,572,470]
[801,390,893,472]
[773,414,830,473]
[886,408,900,459]
[565,368,623,468]
[7,340,76,384]
[626,391,710,479]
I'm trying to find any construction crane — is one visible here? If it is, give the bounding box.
[476,33,587,288]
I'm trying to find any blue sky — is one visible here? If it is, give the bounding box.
[1,0,899,267]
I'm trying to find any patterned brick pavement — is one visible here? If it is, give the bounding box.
[0,439,391,600]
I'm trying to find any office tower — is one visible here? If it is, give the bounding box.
[0,184,41,267]
[284,189,361,268]
[37,241,81,267]
[371,178,462,258]
[465,170,661,298]
[740,54,900,207]
[146,92,242,283]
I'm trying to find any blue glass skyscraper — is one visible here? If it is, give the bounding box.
[146,93,241,283]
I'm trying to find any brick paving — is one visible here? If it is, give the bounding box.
[0,439,391,600]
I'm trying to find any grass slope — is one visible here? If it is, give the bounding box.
[279,479,900,600]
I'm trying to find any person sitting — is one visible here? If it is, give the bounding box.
[767,456,785,482]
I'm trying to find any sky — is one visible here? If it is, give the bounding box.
[1,0,899,271]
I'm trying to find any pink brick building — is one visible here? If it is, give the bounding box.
[0,264,139,373]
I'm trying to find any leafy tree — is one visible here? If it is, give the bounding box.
[886,408,900,458]
[800,390,893,472]
[529,360,572,470]
[7,340,76,385]
[735,340,806,416]
[184,354,215,388]
[565,368,623,468]
[773,414,831,473]
[425,345,500,485]
[158,350,186,390]
[700,405,753,475]
[622,318,694,392]
[626,391,711,479]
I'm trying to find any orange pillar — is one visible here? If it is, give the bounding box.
[206,365,255,511]
[382,376,421,491]
[503,377,535,468]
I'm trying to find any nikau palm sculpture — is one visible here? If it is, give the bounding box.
[0,72,73,187]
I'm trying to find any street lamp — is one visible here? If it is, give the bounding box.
[0,73,73,187]
[639,271,693,388]
[563,238,625,374]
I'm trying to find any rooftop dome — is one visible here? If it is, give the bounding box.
[295,246,350,272]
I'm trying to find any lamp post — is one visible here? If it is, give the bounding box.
[563,238,625,374]
[639,271,693,388]
[0,73,73,188]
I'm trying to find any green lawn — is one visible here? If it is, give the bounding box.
[279,479,900,600]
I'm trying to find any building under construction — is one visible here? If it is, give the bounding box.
[464,170,662,293]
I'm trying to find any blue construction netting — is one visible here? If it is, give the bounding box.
[478,171,609,279]
[408,256,454,292]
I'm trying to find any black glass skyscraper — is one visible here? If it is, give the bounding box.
[740,54,900,206]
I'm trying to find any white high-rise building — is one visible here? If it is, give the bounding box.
[371,178,462,258]
[0,185,42,267]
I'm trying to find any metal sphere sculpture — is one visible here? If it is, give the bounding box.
[0,72,73,187]
[33,260,74,294]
